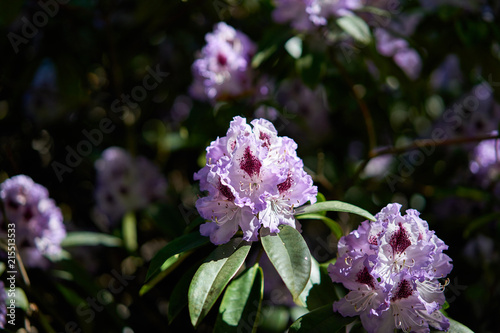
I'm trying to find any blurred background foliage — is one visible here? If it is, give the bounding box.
[0,0,499,332]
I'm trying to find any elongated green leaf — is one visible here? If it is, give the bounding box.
[61,232,123,247]
[289,304,354,333]
[463,211,500,238]
[296,214,343,239]
[123,212,137,252]
[431,318,474,333]
[294,201,376,221]
[252,45,277,68]
[261,225,311,301]
[316,192,326,203]
[336,15,372,45]
[140,252,190,296]
[214,264,264,333]
[6,287,29,312]
[144,232,209,282]
[188,238,252,328]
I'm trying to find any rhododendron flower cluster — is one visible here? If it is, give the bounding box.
[329,203,452,333]
[469,132,500,186]
[94,147,167,223]
[0,281,6,329]
[194,116,317,245]
[0,175,66,268]
[272,0,361,32]
[189,22,256,103]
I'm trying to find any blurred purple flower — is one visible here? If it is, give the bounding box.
[194,116,317,245]
[253,105,280,122]
[469,133,500,185]
[374,28,422,80]
[329,203,452,332]
[94,147,167,223]
[0,281,5,329]
[430,54,463,92]
[272,0,361,31]
[0,175,66,268]
[431,83,500,140]
[189,22,256,103]
[362,155,394,179]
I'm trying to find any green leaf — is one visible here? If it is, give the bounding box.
[304,261,342,310]
[4,287,29,312]
[188,238,252,328]
[122,212,137,252]
[252,45,277,68]
[258,305,290,332]
[144,231,209,282]
[463,211,500,238]
[140,252,190,296]
[295,200,376,221]
[296,214,343,240]
[431,317,475,333]
[447,318,475,333]
[261,225,311,302]
[288,304,354,333]
[336,14,372,45]
[214,264,264,333]
[61,232,123,248]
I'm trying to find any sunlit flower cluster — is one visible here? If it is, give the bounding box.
[272,0,361,31]
[194,116,317,244]
[189,22,257,103]
[0,175,66,268]
[329,203,452,332]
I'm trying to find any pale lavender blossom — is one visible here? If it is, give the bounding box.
[194,116,317,245]
[94,147,167,223]
[272,0,361,31]
[329,203,452,333]
[373,14,422,80]
[469,133,500,186]
[189,22,256,103]
[374,28,422,80]
[0,175,66,268]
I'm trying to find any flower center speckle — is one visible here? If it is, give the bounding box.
[391,279,413,301]
[277,175,293,194]
[217,53,228,66]
[389,222,411,254]
[219,183,235,201]
[259,132,271,147]
[240,146,261,177]
[356,266,376,289]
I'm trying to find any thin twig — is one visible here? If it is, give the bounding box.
[372,132,500,157]
[351,132,500,184]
